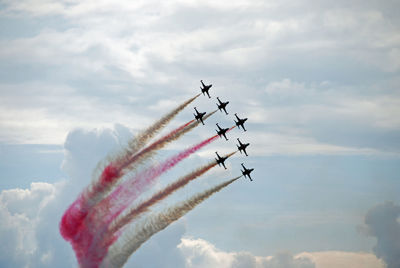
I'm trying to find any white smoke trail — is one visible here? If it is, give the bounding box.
[102,176,241,268]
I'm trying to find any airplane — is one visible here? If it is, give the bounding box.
[200,80,212,98]
[216,97,229,115]
[215,152,228,169]
[193,107,206,125]
[236,138,250,156]
[241,163,254,181]
[234,113,248,131]
[216,123,229,141]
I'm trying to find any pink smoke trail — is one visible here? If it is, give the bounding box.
[67,130,231,267]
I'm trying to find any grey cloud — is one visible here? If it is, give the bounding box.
[365,202,400,268]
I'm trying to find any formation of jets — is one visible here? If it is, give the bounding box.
[194,80,254,181]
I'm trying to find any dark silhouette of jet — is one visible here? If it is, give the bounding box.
[216,97,229,115]
[193,107,206,125]
[237,138,250,156]
[215,152,228,169]
[241,163,254,181]
[234,113,248,131]
[216,123,229,141]
[200,80,212,98]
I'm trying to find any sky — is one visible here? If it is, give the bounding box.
[0,0,400,267]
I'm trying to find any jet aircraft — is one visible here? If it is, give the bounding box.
[200,80,212,98]
[193,107,206,125]
[215,152,228,169]
[241,163,254,181]
[234,113,248,131]
[216,123,229,141]
[216,97,229,115]
[237,138,250,156]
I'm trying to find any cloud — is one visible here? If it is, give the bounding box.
[0,181,66,267]
[178,238,315,268]
[365,202,400,268]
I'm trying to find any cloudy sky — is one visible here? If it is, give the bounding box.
[1,0,399,267]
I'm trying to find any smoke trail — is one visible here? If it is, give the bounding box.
[60,95,199,241]
[104,176,241,268]
[65,133,226,267]
[72,137,233,267]
[110,151,237,235]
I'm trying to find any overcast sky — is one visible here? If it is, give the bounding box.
[0,0,399,267]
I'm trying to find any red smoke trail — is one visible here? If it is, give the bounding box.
[65,133,223,267]
[59,119,195,242]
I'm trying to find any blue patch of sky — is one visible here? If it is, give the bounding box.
[0,144,65,190]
